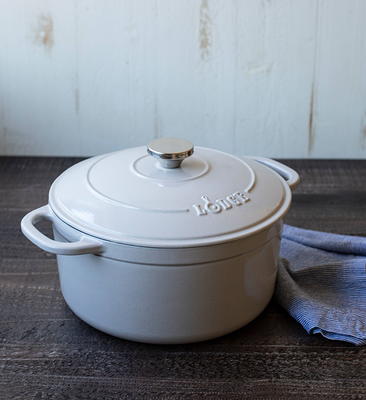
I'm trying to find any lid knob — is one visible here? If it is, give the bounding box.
[147,137,194,169]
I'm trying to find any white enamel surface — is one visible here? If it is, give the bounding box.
[52,211,282,264]
[49,145,291,247]
[55,229,279,344]
[21,205,103,255]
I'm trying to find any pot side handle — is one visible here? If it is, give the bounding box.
[21,205,104,255]
[251,157,300,190]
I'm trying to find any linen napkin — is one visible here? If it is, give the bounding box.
[276,224,366,345]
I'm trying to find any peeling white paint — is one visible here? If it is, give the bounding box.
[245,63,273,75]
[0,0,365,158]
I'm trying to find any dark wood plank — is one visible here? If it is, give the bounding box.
[1,157,366,399]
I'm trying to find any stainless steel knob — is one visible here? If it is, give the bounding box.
[147,137,194,169]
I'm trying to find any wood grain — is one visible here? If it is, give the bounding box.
[1,1,366,158]
[1,157,366,399]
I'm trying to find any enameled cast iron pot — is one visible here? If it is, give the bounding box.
[21,138,300,344]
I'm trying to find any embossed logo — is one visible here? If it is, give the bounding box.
[192,191,250,216]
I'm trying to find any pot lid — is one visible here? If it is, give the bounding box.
[49,137,294,247]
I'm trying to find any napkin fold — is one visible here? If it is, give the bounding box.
[276,225,366,345]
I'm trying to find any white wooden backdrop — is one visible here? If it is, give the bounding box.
[1,0,366,158]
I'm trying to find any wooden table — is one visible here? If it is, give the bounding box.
[1,158,366,399]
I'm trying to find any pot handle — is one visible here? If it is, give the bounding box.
[251,157,300,190]
[21,205,104,255]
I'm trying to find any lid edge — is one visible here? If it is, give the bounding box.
[49,178,291,248]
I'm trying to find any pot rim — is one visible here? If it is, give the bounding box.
[52,205,284,265]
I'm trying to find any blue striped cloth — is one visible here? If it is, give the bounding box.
[276,225,366,345]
